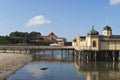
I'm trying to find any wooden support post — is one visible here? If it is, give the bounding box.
[61,50,63,60]
[112,51,115,61]
[89,51,92,61]
[105,51,108,61]
[51,50,54,60]
[73,50,76,61]
[65,50,67,58]
[116,51,119,61]
[76,51,79,60]
[78,51,81,60]
[93,51,97,61]
[118,51,120,61]
[43,50,45,59]
[74,50,76,56]
[86,52,90,62]
[82,51,84,61]
[95,51,97,61]
[68,50,69,58]
[67,50,69,60]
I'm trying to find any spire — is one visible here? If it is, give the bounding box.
[87,25,99,35]
[92,25,94,30]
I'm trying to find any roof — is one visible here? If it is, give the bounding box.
[99,35,120,38]
[48,32,58,38]
[99,35,120,41]
[87,26,99,35]
[80,36,86,39]
[103,25,112,31]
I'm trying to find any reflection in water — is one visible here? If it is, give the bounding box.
[7,50,120,80]
[32,50,74,62]
[74,61,120,80]
[7,61,79,80]
[25,62,50,78]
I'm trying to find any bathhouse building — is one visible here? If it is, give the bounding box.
[72,25,120,61]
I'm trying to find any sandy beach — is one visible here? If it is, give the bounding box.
[0,53,32,80]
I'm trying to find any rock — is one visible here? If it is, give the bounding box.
[40,67,48,70]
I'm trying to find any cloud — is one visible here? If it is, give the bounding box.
[110,0,120,5]
[26,15,51,27]
[26,65,50,78]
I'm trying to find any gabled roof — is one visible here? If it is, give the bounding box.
[48,32,58,38]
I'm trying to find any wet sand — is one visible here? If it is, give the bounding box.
[0,53,32,80]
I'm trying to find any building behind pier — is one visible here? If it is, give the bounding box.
[72,25,120,61]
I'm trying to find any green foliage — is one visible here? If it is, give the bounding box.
[9,31,41,38]
[9,31,29,38]
[8,31,41,44]
[0,31,67,45]
[29,31,41,38]
[0,36,11,44]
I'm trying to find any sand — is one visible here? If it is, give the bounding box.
[0,53,32,80]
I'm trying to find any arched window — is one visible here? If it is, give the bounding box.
[93,40,96,47]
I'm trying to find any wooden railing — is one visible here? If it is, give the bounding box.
[0,45,74,50]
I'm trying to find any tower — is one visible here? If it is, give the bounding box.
[86,26,99,50]
[103,25,112,36]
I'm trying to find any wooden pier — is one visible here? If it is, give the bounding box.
[0,45,74,50]
[74,46,120,62]
[0,45,119,62]
[0,45,74,54]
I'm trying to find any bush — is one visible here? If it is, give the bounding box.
[0,36,11,44]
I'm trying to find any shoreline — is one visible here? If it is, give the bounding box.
[0,53,32,80]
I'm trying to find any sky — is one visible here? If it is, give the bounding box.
[0,0,120,41]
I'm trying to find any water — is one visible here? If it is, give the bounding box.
[7,50,120,80]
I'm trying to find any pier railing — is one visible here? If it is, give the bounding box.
[74,46,91,51]
[0,45,74,50]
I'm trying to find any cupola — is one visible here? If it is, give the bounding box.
[103,25,112,36]
[87,26,99,35]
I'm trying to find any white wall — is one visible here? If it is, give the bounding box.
[100,42,108,50]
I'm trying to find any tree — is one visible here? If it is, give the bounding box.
[29,31,41,37]
[8,31,41,44]
[0,36,10,44]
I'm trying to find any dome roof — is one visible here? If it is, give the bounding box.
[103,25,112,30]
[87,27,99,35]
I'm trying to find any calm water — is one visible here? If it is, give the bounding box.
[7,50,120,80]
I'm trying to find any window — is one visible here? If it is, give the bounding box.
[93,40,96,47]
[51,37,54,40]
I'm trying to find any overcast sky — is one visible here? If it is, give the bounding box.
[0,0,120,41]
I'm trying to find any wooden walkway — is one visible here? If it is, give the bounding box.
[0,45,74,50]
